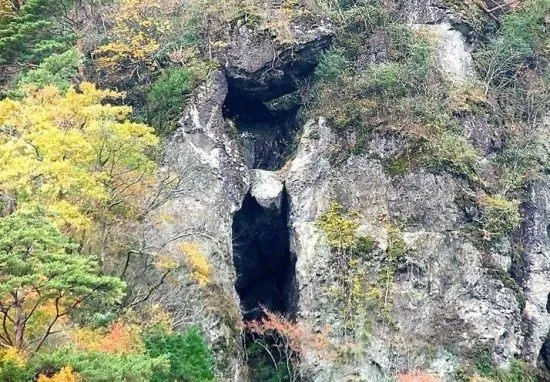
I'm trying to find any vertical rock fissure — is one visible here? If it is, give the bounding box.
[224,66,310,378]
[232,187,298,380]
[232,190,297,321]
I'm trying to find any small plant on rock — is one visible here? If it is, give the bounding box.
[477,194,521,241]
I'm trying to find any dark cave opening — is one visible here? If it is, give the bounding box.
[232,191,299,381]
[232,192,297,322]
[538,333,550,374]
[223,92,302,171]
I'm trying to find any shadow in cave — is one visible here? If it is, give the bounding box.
[223,90,302,171]
[232,192,297,321]
[539,332,550,376]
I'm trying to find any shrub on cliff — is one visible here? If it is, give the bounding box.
[145,66,205,135]
[475,0,549,90]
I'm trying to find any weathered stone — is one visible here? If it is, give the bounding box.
[136,71,250,381]
[218,20,333,101]
[401,0,448,24]
[284,117,523,380]
[132,4,549,381]
[521,179,550,368]
[250,169,285,212]
[417,23,477,86]
[462,115,504,154]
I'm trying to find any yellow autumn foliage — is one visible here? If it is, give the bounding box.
[37,367,80,382]
[179,242,212,287]
[0,83,159,231]
[72,322,142,354]
[94,0,309,77]
[0,291,70,348]
[24,299,69,344]
[156,254,178,272]
[316,201,359,250]
[0,0,14,20]
[94,0,177,73]
[0,346,25,368]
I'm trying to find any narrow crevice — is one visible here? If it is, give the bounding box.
[232,190,297,321]
[225,63,312,380]
[232,189,299,381]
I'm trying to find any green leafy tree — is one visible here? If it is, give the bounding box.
[0,212,125,353]
[30,347,169,382]
[144,325,215,382]
[10,48,81,95]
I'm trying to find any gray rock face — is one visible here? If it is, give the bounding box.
[135,4,549,382]
[521,180,550,368]
[462,115,504,154]
[285,119,524,381]
[401,0,448,24]
[218,20,333,101]
[250,169,285,212]
[416,23,476,86]
[138,71,250,381]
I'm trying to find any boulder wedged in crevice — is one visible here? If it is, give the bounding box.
[250,169,285,212]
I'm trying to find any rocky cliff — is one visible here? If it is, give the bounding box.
[134,1,550,380]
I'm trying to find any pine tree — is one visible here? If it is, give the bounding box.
[0,211,125,353]
[0,0,76,67]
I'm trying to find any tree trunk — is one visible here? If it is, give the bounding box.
[14,289,24,349]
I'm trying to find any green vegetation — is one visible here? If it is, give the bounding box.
[144,326,215,382]
[316,201,360,251]
[457,343,538,382]
[8,48,80,96]
[0,0,77,68]
[379,224,406,310]
[0,0,548,379]
[317,201,403,346]
[309,26,434,133]
[441,0,493,35]
[145,66,206,135]
[314,49,352,84]
[245,340,294,382]
[308,1,484,179]
[0,211,125,353]
[423,130,478,178]
[0,324,216,382]
[30,348,169,382]
[475,0,550,92]
[478,195,521,241]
